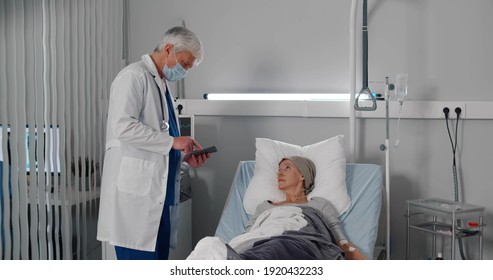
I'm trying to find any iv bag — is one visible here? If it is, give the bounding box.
[394,73,408,102]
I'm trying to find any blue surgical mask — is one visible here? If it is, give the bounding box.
[163,50,188,82]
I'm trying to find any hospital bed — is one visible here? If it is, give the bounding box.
[214,161,383,259]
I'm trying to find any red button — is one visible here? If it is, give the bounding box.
[468,222,479,227]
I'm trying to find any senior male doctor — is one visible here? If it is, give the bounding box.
[97,26,210,260]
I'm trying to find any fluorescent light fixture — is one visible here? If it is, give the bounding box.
[203,93,350,101]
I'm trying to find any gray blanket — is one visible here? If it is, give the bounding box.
[226,206,345,260]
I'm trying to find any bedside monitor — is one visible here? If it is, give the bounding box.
[178,115,194,139]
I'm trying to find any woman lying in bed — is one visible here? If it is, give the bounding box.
[187,156,367,260]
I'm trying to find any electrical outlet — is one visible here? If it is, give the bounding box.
[442,107,450,115]
[449,106,465,119]
[174,100,187,115]
[454,107,462,116]
[438,103,465,119]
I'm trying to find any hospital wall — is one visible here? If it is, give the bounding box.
[128,0,493,259]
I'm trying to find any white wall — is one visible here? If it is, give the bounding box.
[128,0,493,259]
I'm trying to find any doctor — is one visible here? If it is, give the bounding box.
[97,26,209,260]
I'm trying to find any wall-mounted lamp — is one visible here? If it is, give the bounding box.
[203,93,351,101]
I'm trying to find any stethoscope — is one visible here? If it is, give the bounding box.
[156,83,170,132]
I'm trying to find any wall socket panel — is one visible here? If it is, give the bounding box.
[440,104,465,119]
[375,101,467,119]
[176,99,480,119]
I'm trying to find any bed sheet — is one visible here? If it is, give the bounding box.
[215,160,383,259]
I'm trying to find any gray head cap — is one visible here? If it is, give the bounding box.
[282,156,316,195]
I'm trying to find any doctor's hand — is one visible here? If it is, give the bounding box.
[184,151,210,168]
[172,136,200,153]
[173,137,210,168]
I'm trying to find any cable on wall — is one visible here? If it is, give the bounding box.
[443,106,466,260]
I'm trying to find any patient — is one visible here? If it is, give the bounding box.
[187,156,367,260]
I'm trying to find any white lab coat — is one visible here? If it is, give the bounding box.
[97,54,182,251]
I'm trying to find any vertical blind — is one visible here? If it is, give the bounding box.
[0,0,125,259]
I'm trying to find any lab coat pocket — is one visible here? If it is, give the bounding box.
[117,156,155,196]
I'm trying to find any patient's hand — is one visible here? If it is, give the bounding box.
[338,241,368,260]
[344,248,368,260]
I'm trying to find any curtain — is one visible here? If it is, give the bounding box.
[0,0,125,260]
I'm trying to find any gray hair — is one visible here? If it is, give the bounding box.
[154,26,204,65]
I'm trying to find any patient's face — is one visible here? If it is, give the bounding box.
[277,159,304,192]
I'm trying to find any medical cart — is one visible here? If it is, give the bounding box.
[406,198,484,260]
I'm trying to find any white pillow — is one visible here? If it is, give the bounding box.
[243,135,350,216]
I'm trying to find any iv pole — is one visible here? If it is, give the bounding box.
[379,77,394,260]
